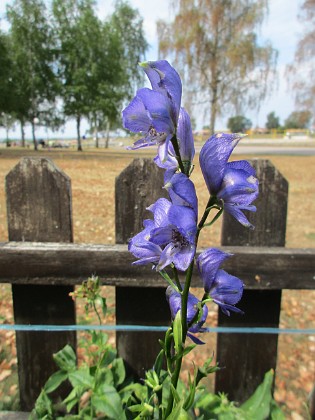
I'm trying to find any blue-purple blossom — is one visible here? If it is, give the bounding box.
[122,61,182,162]
[177,107,195,164]
[128,197,197,272]
[164,172,198,218]
[197,248,244,316]
[128,198,171,267]
[150,205,197,271]
[199,133,259,229]
[166,286,208,345]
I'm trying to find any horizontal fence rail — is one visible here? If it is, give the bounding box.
[0,242,314,289]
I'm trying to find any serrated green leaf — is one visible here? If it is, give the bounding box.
[53,345,76,372]
[44,370,68,393]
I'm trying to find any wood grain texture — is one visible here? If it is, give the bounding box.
[5,157,76,411]
[115,158,170,379]
[0,243,314,289]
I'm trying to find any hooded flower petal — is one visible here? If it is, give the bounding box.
[199,133,259,229]
[210,269,244,316]
[141,60,182,123]
[177,107,195,163]
[197,248,244,315]
[165,173,198,217]
[199,133,243,194]
[197,248,232,293]
[128,220,162,266]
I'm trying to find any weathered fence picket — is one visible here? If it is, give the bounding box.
[115,158,170,378]
[5,158,76,411]
[0,156,314,414]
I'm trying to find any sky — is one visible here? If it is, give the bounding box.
[0,0,305,140]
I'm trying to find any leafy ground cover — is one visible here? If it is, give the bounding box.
[0,146,314,418]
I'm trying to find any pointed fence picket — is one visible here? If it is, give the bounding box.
[0,156,314,414]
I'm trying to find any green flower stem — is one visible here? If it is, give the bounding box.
[172,266,182,292]
[171,135,187,175]
[165,195,222,416]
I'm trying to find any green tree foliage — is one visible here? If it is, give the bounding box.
[7,0,58,150]
[284,110,312,129]
[287,0,315,120]
[157,0,278,134]
[52,0,148,150]
[227,115,252,133]
[266,111,280,130]
[0,31,13,115]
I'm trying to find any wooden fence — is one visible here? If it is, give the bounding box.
[0,156,314,413]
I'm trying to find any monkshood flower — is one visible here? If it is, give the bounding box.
[128,198,171,267]
[197,248,244,316]
[122,60,182,162]
[129,197,197,272]
[166,286,208,345]
[199,133,259,229]
[150,204,197,271]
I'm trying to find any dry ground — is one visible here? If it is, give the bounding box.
[0,146,314,418]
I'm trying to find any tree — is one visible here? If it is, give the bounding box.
[52,0,147,151]
[287,0,315,119]
[157,0,277,134]
[227,115,252,133]
[7,0,58,150]
[284,110,312,129]
[266,111,280,130]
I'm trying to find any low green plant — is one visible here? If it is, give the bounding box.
[30,276,284,419]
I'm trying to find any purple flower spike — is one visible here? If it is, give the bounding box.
[199,132,258,228]
[166,286,208,345]
[177,107,195,163]
[197,248,244,316]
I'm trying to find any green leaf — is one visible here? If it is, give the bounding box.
[153,348,165,376]
[240,369,274,419]
[270,400,286,419]
[63,388,81,413]
[182,344,196,358]
[111,357,126,387]
[31,390,54,419]
[166,401,192,420]
[69,368,93,389]
[99,347,117,367]
[53,345,76,372]
[44,370,68,393]
[173,310,183,353]
[91,385,126,419]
